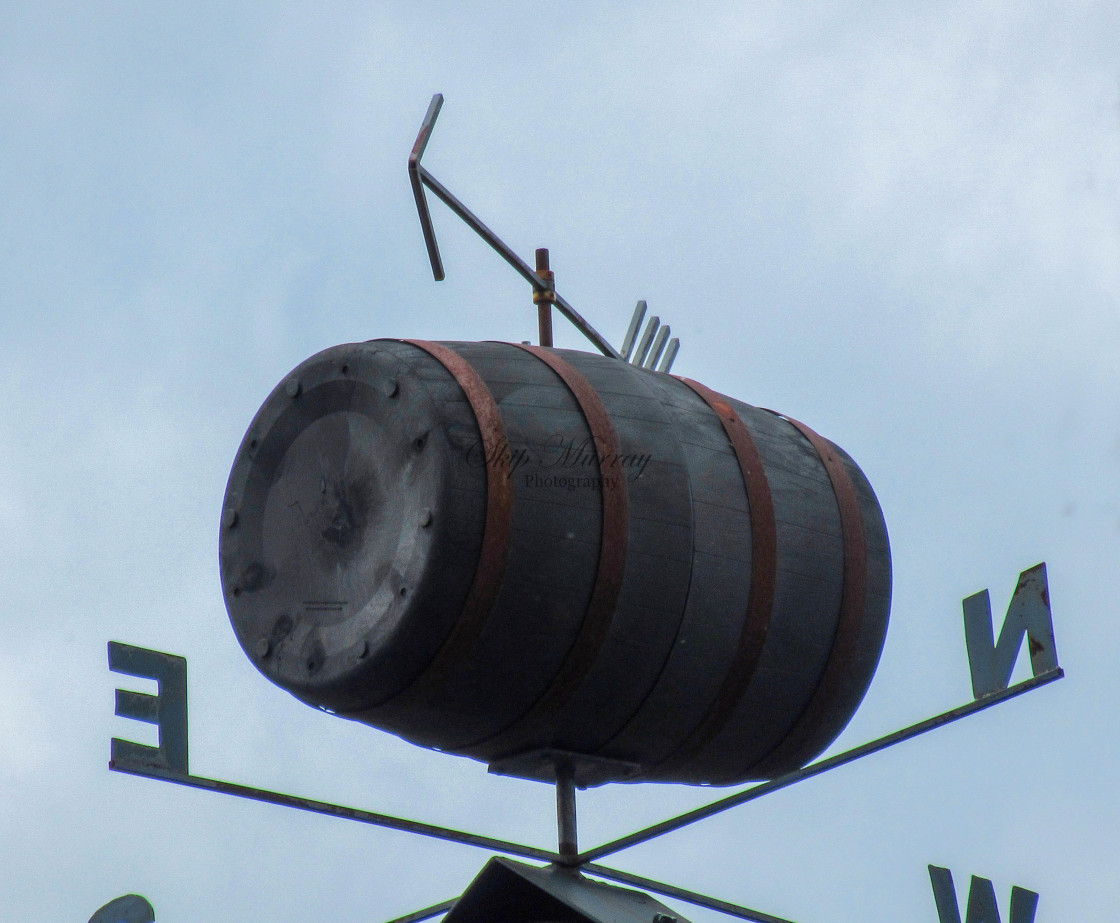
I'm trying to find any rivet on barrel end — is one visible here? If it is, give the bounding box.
[285,378,302,398]
[420,508,433,527]
[357,640,369,661]
[383,378,399,398]
[241,563,264,592]
[222,508,239,529]
[255,638,271,659]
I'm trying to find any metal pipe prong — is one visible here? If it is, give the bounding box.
[657,338,680,373]
[633,316,660,367]
[620,300,647,362]
[644,325,670,369]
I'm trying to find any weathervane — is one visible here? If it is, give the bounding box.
[101,95,1062,923]
[409,93,678,372]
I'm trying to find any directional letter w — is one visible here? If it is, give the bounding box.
[962,563,1059,699]
[929,866,1038,923]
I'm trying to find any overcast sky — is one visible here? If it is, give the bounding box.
[2,3,1117,921]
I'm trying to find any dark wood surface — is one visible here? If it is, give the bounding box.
[221,340,892,785]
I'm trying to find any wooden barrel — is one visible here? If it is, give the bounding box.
[220,339,891,786]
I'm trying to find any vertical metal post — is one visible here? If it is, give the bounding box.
[555,762,577,860]
[534,248,555,347]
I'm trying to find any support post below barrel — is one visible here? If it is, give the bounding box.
[556,762,577,861]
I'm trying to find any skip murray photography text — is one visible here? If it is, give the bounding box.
[466,434,652,490]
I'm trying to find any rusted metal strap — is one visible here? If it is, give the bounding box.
[375,340,513,712]
[750,415,869,775]
[655,379,777,775]
[462,344,628,755]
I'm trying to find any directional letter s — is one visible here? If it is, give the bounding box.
[88,893,155,923]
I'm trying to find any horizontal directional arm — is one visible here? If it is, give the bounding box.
[109,761,560,865]
[575,668,1063,865]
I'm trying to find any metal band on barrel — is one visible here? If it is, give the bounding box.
[654,379,777,775]
[373,339,513,712]
[461,344,628,756]
[749,415,869,776]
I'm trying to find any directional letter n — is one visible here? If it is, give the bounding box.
[108,641,188,773]
[962,563,1059,699]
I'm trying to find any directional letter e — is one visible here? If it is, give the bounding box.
[962,563,1059,699]
[108,641,188,773]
